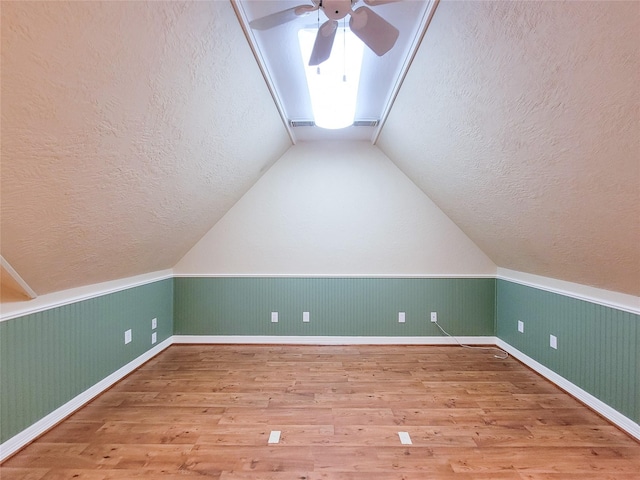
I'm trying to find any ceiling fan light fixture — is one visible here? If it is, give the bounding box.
[298,28,364,130]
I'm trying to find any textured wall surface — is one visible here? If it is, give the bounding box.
[175,141,496,275]
[1,1,291,295]
[0,279,173,443]
[496,279,639,423]
[174,277,495,337]
[378,0,640,295]
[3,0,638,300]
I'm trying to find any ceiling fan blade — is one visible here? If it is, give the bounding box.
[349,6,399,57]
[250,4,317,31]
[363,0,402,5]
[309,20,338,66]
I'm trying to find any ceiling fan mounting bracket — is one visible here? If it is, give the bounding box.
[319,0,356,21]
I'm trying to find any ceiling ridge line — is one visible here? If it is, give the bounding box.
[373,0,440,145]
[230,0,297,145]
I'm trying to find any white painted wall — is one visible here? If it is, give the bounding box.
[174,141,496,276]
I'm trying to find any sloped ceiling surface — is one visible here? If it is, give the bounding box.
[378,0,639,295]
[1,1,291,295]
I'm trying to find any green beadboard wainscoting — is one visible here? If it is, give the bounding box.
[0,279,173,444]
[173,277,496,337]
[4,275,636,449]
[496,279,639,424]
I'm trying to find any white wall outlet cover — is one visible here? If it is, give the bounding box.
[268,430,281,444]
[398,312,405,323]
[398,431,412,445]
[518,320,524,333]
[124,329,132,344]
[430,312,437,322]
[151,318,157,330]
[151,332,157,344]
[271,312,278,323]
[303,311,310,323]
[550,334,558,349]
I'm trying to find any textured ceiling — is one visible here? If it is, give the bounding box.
[1,0,638,299]
[378,0,639,296]
[1,1,291,295]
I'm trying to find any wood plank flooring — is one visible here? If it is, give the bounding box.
[2,344,639,479]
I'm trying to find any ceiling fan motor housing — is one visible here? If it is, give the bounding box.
[321,0,355,20]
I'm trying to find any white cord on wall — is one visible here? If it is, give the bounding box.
[434,320,509,360]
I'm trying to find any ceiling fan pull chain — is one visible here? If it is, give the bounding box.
[316,4,321,74]
[343,17,347,82]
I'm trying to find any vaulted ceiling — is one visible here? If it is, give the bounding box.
[1,1,291,296]
[377,0,639,295]
[1,0,638,298]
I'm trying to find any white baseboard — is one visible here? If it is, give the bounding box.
[0,337,173,462]
[496,339,640,441]
[172,335,498,345]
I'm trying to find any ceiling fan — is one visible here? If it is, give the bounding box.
[249,0,401,66]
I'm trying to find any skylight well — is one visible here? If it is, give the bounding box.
[298,28,364,130]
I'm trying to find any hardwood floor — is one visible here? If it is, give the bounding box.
[2,344,639,479]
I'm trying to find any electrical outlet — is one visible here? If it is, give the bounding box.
[152,318,157,330]
[518,320,524,333]
[398,431,412,445]
[268,430,281,444]
[430,312,437,323]
[151,332,157,344]
[271,312,278,323]
[550,334,558,349]
[124,329,132,344]
[303,311,310,323]
[398,312,405,323]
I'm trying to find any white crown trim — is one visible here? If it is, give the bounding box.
[0,270,174,322]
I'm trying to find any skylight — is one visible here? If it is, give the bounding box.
[298,28,364,130]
